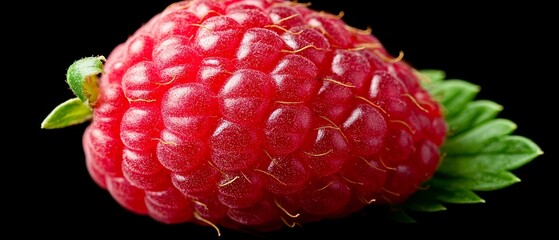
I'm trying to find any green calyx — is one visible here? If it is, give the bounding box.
[395,70,543,221]
[41,56,105,129]
[67,56,105,105]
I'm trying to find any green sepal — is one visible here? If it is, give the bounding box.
[400,69,543,216]
[404,192,448,212]
[438,135,542,176]
[428,80,480,118]
[429,171,520,192]
[442,118,517,154]
[41,56,105,129]
[385,207,417,223]
[418,69,446,84]
[445,100,503,136]
[427,187,485,204]
[41,98,92,129]
[66,56,105,106]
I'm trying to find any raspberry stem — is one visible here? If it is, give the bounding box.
[41,56,105,129]
[66,56,105,106]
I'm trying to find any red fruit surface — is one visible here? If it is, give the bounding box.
[84,0,446,232]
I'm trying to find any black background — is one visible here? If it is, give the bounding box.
[14,0,555,238]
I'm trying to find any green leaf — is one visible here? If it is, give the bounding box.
[400,69,543,218]
[429,171,520,191]
[445,100,503,136]
[418,69,446,85]
[404,192,447,212]
[443,119,517,154]
[438,136,542,176]
[66,56,105,105]
[41,98,92,129]
[430,187,485,204]
[386,207,417,223]
[428,80,480,118]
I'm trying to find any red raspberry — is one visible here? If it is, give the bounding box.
[54,0,447,233]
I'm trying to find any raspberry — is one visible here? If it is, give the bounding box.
[47,0,447,233]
